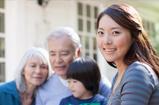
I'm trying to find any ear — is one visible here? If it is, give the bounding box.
[75,48,81,58]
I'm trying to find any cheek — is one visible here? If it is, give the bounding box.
[42,75,48,83]
[49,57,53,63]
[66,56,74,64]
[42,70,48,78]
[23,71,31,82]
[23,67,30,78]
[96,38,102,48]
[49,57,54,67]
[117,36,132,54]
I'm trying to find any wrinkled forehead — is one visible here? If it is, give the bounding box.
[48,36,76,50]
[47,33,80,49]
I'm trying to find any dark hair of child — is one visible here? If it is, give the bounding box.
[66,57,101,95]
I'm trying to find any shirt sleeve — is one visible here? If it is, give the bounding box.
[120,66,154,105]
[99,78,111,98]
[102,97,108,105]
[35,90,44,105]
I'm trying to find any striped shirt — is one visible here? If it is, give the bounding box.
[107,61,159,105]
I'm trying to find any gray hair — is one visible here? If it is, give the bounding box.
[15,47,52,93]
[46,27,81,49]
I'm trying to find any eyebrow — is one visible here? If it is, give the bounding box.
[98,28,104,30]
[111,27,121,30]
[49,50,71,53]
[98,27,121,31]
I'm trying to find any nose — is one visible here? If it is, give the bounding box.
[34,66,42,74]
[55,54,63,64]
[104,34,112,45]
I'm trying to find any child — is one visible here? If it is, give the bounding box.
[59,57,107,105]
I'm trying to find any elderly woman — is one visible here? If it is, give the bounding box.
[0,47,51,105]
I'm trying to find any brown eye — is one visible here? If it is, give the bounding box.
[61,52,69,56]
[97,31,104,37]
[112,31,121,36]
[50,53,55,57]
[30,64,36,68]
[40,64,48,69]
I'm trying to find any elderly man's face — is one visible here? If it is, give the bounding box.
[48,35,80,79]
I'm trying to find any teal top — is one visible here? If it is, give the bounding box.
[0,81,21,105]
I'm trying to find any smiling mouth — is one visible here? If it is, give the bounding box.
[55,65,66,69]
[34,76,43,80]
[103,48,116,53]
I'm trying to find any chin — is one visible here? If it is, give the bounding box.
[57,72,66,77]
[34,80,45,85]
[55,69,67,75]
[31,82,41,86]
[73,94,79,98]
[104,57,114,62]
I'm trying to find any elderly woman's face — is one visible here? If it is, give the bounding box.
[23,56,48,87]
[96,14,133,65]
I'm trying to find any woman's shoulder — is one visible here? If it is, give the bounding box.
[127,61,150,71]
[126,61,155,77]
[0,81,16,90]
[0,81,20,105]
[124,61,158,86]
[0,81,16,91]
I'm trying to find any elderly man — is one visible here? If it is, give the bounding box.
[36,27,110,105]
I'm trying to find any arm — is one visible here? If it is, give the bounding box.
[0,81,20,105]
[99,78,111,98]
[120,66,154,105]
[0,92,20,105]
[101,97,108,105]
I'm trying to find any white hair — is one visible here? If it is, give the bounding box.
[15,47,52,92]
[46,27,81,49]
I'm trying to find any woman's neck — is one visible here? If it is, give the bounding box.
[115,61,128,75]
[21,84,36,105]
[26,83,36,96]
[112,61,128,93]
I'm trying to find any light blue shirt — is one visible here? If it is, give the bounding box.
[36,74,71,105]
[36,73,110,105]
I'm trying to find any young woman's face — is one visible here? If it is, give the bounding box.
[67,79,92,99]
[23,56,48,87]
[96,15,133,65]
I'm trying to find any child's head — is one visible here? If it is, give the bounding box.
[67,57,101,96]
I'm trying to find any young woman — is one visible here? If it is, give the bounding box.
[60,57,107,105]
[0,47,51,105]
[96,3,159,105]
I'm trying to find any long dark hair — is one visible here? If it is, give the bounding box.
[96,3,159,77]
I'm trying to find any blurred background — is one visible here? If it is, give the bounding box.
[1,0,159,83]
